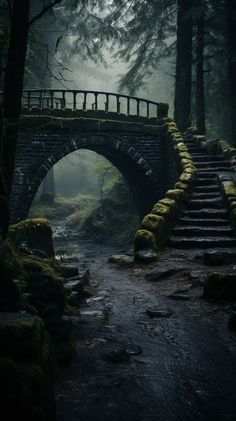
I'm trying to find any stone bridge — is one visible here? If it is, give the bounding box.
[7,89,178,222]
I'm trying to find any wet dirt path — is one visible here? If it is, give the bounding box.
[55,241,236,421]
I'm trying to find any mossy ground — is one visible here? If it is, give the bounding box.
[29,194,97,221]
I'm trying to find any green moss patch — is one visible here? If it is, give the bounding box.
[9,218,54,258]
[134,229,157,251]
[166,189,186,204]
[152,203,172,219]
[20,256,65,322]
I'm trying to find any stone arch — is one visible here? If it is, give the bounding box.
[14,133,159,222]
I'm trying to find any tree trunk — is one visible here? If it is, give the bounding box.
[174,0,193,131]
[195,0,205,134]
[0,0,30,237]
[225,0,236,146]
[2,0,30,193]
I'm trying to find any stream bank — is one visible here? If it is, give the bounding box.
[54,228,236,421]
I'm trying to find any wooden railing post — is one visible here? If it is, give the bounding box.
[94,93,98,110]
[27,91,31,110]
[17,89,167,120]
[137,99,140,117]
[73,91,77,110]
[83,93,87,110]
[127,98,130,116]
[50,91,54,109]
[147,102,150,119]
[62,91,66,109]
[105,94,109,112]
[116,95,120,114]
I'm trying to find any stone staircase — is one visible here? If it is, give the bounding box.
[168,137,236,249]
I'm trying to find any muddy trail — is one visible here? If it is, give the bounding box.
[54,235,236,421]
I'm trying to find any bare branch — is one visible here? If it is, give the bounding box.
[28,0,63,28]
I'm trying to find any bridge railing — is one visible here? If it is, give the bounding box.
[0,89,168,120]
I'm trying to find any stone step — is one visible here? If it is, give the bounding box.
[185,142,202,147]
[168,236,236,249]
[185,144,203,150]
[188,148,204,153]
[194,161,230,168]
[182,208,228,218]
[196,173,219,180]
[191,192,221,199]
[195,178,218,186]
[194,185,219,192]
[173,226,234,237]
[178,217,230,226]
[197,168,231,175]
[187,198,224,209]
[190,154,226,162]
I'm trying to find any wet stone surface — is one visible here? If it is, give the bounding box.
[146,306,173,318]
[54,234,236,421]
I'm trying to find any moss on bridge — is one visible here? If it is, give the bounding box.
[19,112,167,136]
[134,121,197,258]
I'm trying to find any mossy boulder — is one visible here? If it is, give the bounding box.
[9,218,54,258]
[172,134,183,142]
[134,229,157,251]
[0,313,56,421]
[166,189,186,204]
[168,127,179,134]
[176,144,188,153]
[193,135,207,144]
[203,273,236,301]
[181,158,193,167]
[159,197,178,209]
[141,214,164,233]
[168,122,177,129]
[218,139,230,153]
[182,162,196,170]
[20,256,65,324]
[179,172,195,185]
[224,184,236,198]
[184,166,197,175]
[175,182,189,191]
[152,203,172,219]
[141,214,168,246]
[179,152,192,160]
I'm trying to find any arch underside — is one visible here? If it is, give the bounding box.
[11,132,166,222]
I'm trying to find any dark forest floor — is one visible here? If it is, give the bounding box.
[55,242,236,421]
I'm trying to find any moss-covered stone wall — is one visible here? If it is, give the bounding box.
[134,122,196,256]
